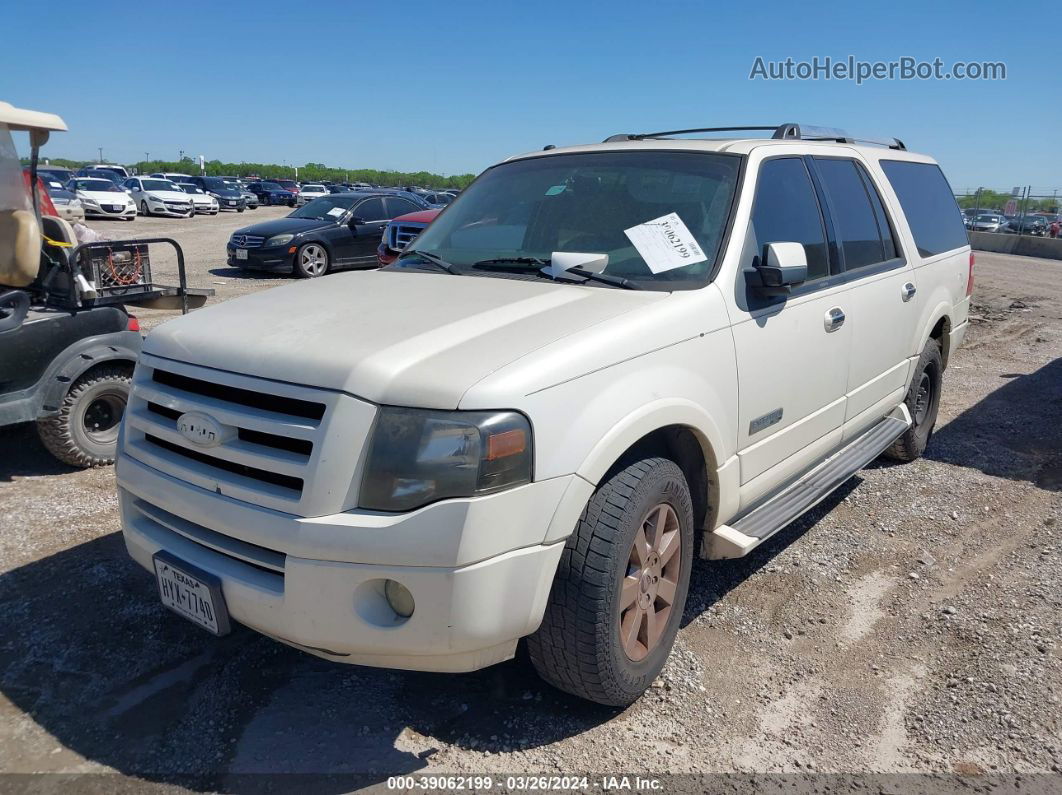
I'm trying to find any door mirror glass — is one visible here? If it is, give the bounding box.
[753,241,807,295]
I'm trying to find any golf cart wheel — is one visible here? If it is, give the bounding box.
[36,364,132,468]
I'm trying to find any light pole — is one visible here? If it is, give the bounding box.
[98,146,103,163]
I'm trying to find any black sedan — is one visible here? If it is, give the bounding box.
[245,181,296,207]
[226,192,424,277]
[1005,215,1048,235]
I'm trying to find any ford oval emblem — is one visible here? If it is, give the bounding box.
[176,412,233,448]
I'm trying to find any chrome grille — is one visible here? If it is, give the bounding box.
[388,222,427,250]
[122,354,376,517]
[231,234,265,248]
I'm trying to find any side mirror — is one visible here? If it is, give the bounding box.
[0,290,30,334]
[349,216,365,226]
[751,242,807,296]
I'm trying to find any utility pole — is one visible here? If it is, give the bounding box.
[145,152,150,163]
[98,146,103,163]
[179,149,184,162]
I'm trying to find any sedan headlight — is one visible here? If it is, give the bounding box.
[359,407,532,512]
[264,233,295,247]
[147,193,166,202]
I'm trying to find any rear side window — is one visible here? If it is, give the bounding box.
[880,160,967,257]
[751,158,829,281]
[813,158,899,270]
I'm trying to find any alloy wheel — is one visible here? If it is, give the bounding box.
[299,245,328,277]
[619,503,682,662]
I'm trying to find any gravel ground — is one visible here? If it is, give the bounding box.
[0,215,1059,791]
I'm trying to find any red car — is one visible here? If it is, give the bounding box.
[377,208,441,265]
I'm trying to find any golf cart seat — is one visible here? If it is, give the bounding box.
[0,208,40,287]
[40,213,76,249]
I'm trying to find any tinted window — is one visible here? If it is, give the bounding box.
[354,198,385,220]
[858,164,899,261]
[385,197,419,218]
[880,161,967,257]
[750,158,829,280]
[814,158,895,269]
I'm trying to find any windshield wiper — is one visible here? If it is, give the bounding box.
[397,249,460,274]
[472,257,641,290]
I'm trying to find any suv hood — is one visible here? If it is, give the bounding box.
[143,270,665,408]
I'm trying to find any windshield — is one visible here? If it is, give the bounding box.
[261,182,282,190]
[178,184,203,193]
[202,178,230,190]
[276,180,296,188]
[302,184,325,192]
[289,195,357,219]
[406,151,740,289]
[975,215,999,222]
[142,179,179,191]
[74,179,121,192]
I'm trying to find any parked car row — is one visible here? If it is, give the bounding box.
[962,207,1056,236]
[226,190,438,277]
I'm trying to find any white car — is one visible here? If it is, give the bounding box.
[68,177,136,221]
[123,177,194,218]
[297,183,329,206]
[150,172,194,183]
[115,123,971,706]
[176,183,220,215]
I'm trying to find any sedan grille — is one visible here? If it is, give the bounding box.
[231,234,265,248]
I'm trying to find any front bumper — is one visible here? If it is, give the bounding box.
[117,454,569,672]
[226,243,294,270]
[53,203,86,224]
[148,201,194,217]
[192,202,219,214]
[85,203,136,219]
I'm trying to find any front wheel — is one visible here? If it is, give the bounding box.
[36,364,132,467]
[884,339,943,462]
[528,457,694,706]
[293,243,329,278]
[237,207,245,213]
[140,200,151,217]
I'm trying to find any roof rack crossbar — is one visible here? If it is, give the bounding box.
[603,123,906,150]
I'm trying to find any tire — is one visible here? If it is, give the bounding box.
[140,200,151,217]
[123,215,134,221]
[528,457,694,706]
[884,339,943,462]
[237,207,245,213]
[36,364,132,468]
[293,243,330,278]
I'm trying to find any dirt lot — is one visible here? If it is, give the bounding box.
[0,209,1059,790]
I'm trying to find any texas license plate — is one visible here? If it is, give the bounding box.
[153,551,230,635]
[236,248,248,260]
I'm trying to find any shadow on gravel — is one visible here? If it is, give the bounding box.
[208,267,291,282]
[926,357,1062,490]
[0,533,619,791]
[0,422,76,480]
[681,478,861,629]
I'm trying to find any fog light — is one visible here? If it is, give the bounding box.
[384,579,415,618]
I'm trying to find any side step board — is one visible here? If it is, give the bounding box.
[707,407,911,559]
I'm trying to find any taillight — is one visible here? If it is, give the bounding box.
[966,251,975,296]
[127,315,141,332]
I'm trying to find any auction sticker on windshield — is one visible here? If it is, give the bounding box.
[624,212,707,273]
[153,551,230,636]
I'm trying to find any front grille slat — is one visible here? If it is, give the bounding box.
[143,434,304,494]
[153,369,324,420]
[128,408,311,475]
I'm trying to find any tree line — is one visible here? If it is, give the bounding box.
[27,156,477,189]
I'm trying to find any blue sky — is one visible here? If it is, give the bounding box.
[3,0,1055,191]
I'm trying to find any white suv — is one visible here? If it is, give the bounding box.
[116,124,972,705]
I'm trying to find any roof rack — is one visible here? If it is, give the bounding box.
[602,123,906,150]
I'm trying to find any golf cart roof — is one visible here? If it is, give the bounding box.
[0,101,67,133]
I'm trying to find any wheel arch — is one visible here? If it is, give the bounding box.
[572,401,727,537]
[917,300,953,369]
[38,336,140,417]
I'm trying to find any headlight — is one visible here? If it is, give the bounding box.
[208,192,220,198]
[81,197,99,206]
[70,199,82,209]
[148,194,165,202]
[359,407,532,512]
[264,234,294,247]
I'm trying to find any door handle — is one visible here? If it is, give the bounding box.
[902,282,917,302]
[824,307,845,332]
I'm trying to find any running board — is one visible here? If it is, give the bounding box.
[706,406,911,559]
